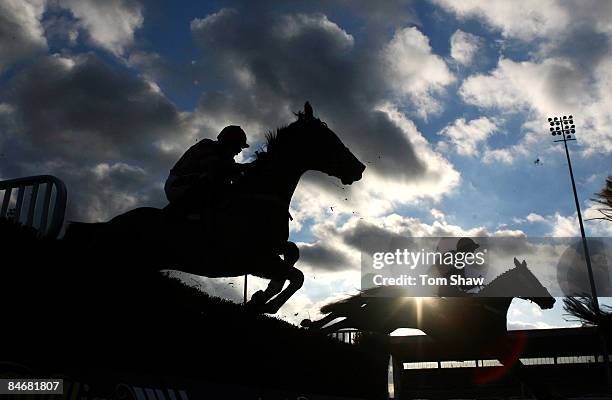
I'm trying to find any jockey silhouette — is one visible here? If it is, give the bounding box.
[432,237,483,296]
[164,125,250,219]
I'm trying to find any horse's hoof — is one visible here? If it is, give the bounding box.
[300,319,312,328]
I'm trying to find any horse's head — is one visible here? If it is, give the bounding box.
[290,102,365,184]
[514,258,556,310]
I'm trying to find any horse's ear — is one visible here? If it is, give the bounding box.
[304,102,313,119]
[514,257,527,269]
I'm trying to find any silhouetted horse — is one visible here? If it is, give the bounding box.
[65,102,365,314]
[303,258,560,399]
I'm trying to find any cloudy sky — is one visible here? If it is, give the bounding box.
[1,0,611,330]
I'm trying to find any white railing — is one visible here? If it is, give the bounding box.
[330,329,359,345]
[0,175,67,239]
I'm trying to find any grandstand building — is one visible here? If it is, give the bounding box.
[390,327,610,399]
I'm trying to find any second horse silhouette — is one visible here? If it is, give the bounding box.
[65,102,366,314]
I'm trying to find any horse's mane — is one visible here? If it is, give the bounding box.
[477,264,526,296]
[242,127,290,184]
[237,111,324,190]
[253,111,322,163]
[254,127,286,162]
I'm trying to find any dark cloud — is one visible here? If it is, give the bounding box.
[341,220,414,254]
[0,0,47,73]
[550,28,611,70]
[189,6,428,179]
[0,1,451,224]
[6,54,179,165]
[42,7,80,47]
[66,162,166,221]
[0,53,181,220]
[299,242,351,271]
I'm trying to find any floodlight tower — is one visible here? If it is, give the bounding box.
[548,115,611,391]
[548,115,598,303]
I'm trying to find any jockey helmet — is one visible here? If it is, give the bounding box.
[218,125,249,148]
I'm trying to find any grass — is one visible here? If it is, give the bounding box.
[0,218,388,398]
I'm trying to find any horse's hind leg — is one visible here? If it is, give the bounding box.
[247,279,285,307]
[319,318,352,335]
[248,242,304,314]
[248,241,300,308]
[260,265,304,314]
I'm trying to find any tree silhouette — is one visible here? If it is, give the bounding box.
[564,295,612,333]
[588,175,612,223]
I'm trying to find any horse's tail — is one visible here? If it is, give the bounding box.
[320,292,364,314]
[320,286,400,314]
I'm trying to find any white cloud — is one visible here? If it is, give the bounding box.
[584,204,612,236]
[438,117,497,156]
[436,1,612,158]
[530,303,543,317]
[276,13,354,49]
[526,213,546,223]
[512,207,612,236]
[0,0,47,73]
[507,320,563,331]
[430,208,445,220]
[59,0,143,56]
[383,27,455,118]
[459,55,612,158]
[459,58,581,115]
[482,147,515,164]
[190,8,236,31]
[433,0,612,46]
[432,0,568,41]
[450,30,482,66]
[510,308,523,318]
